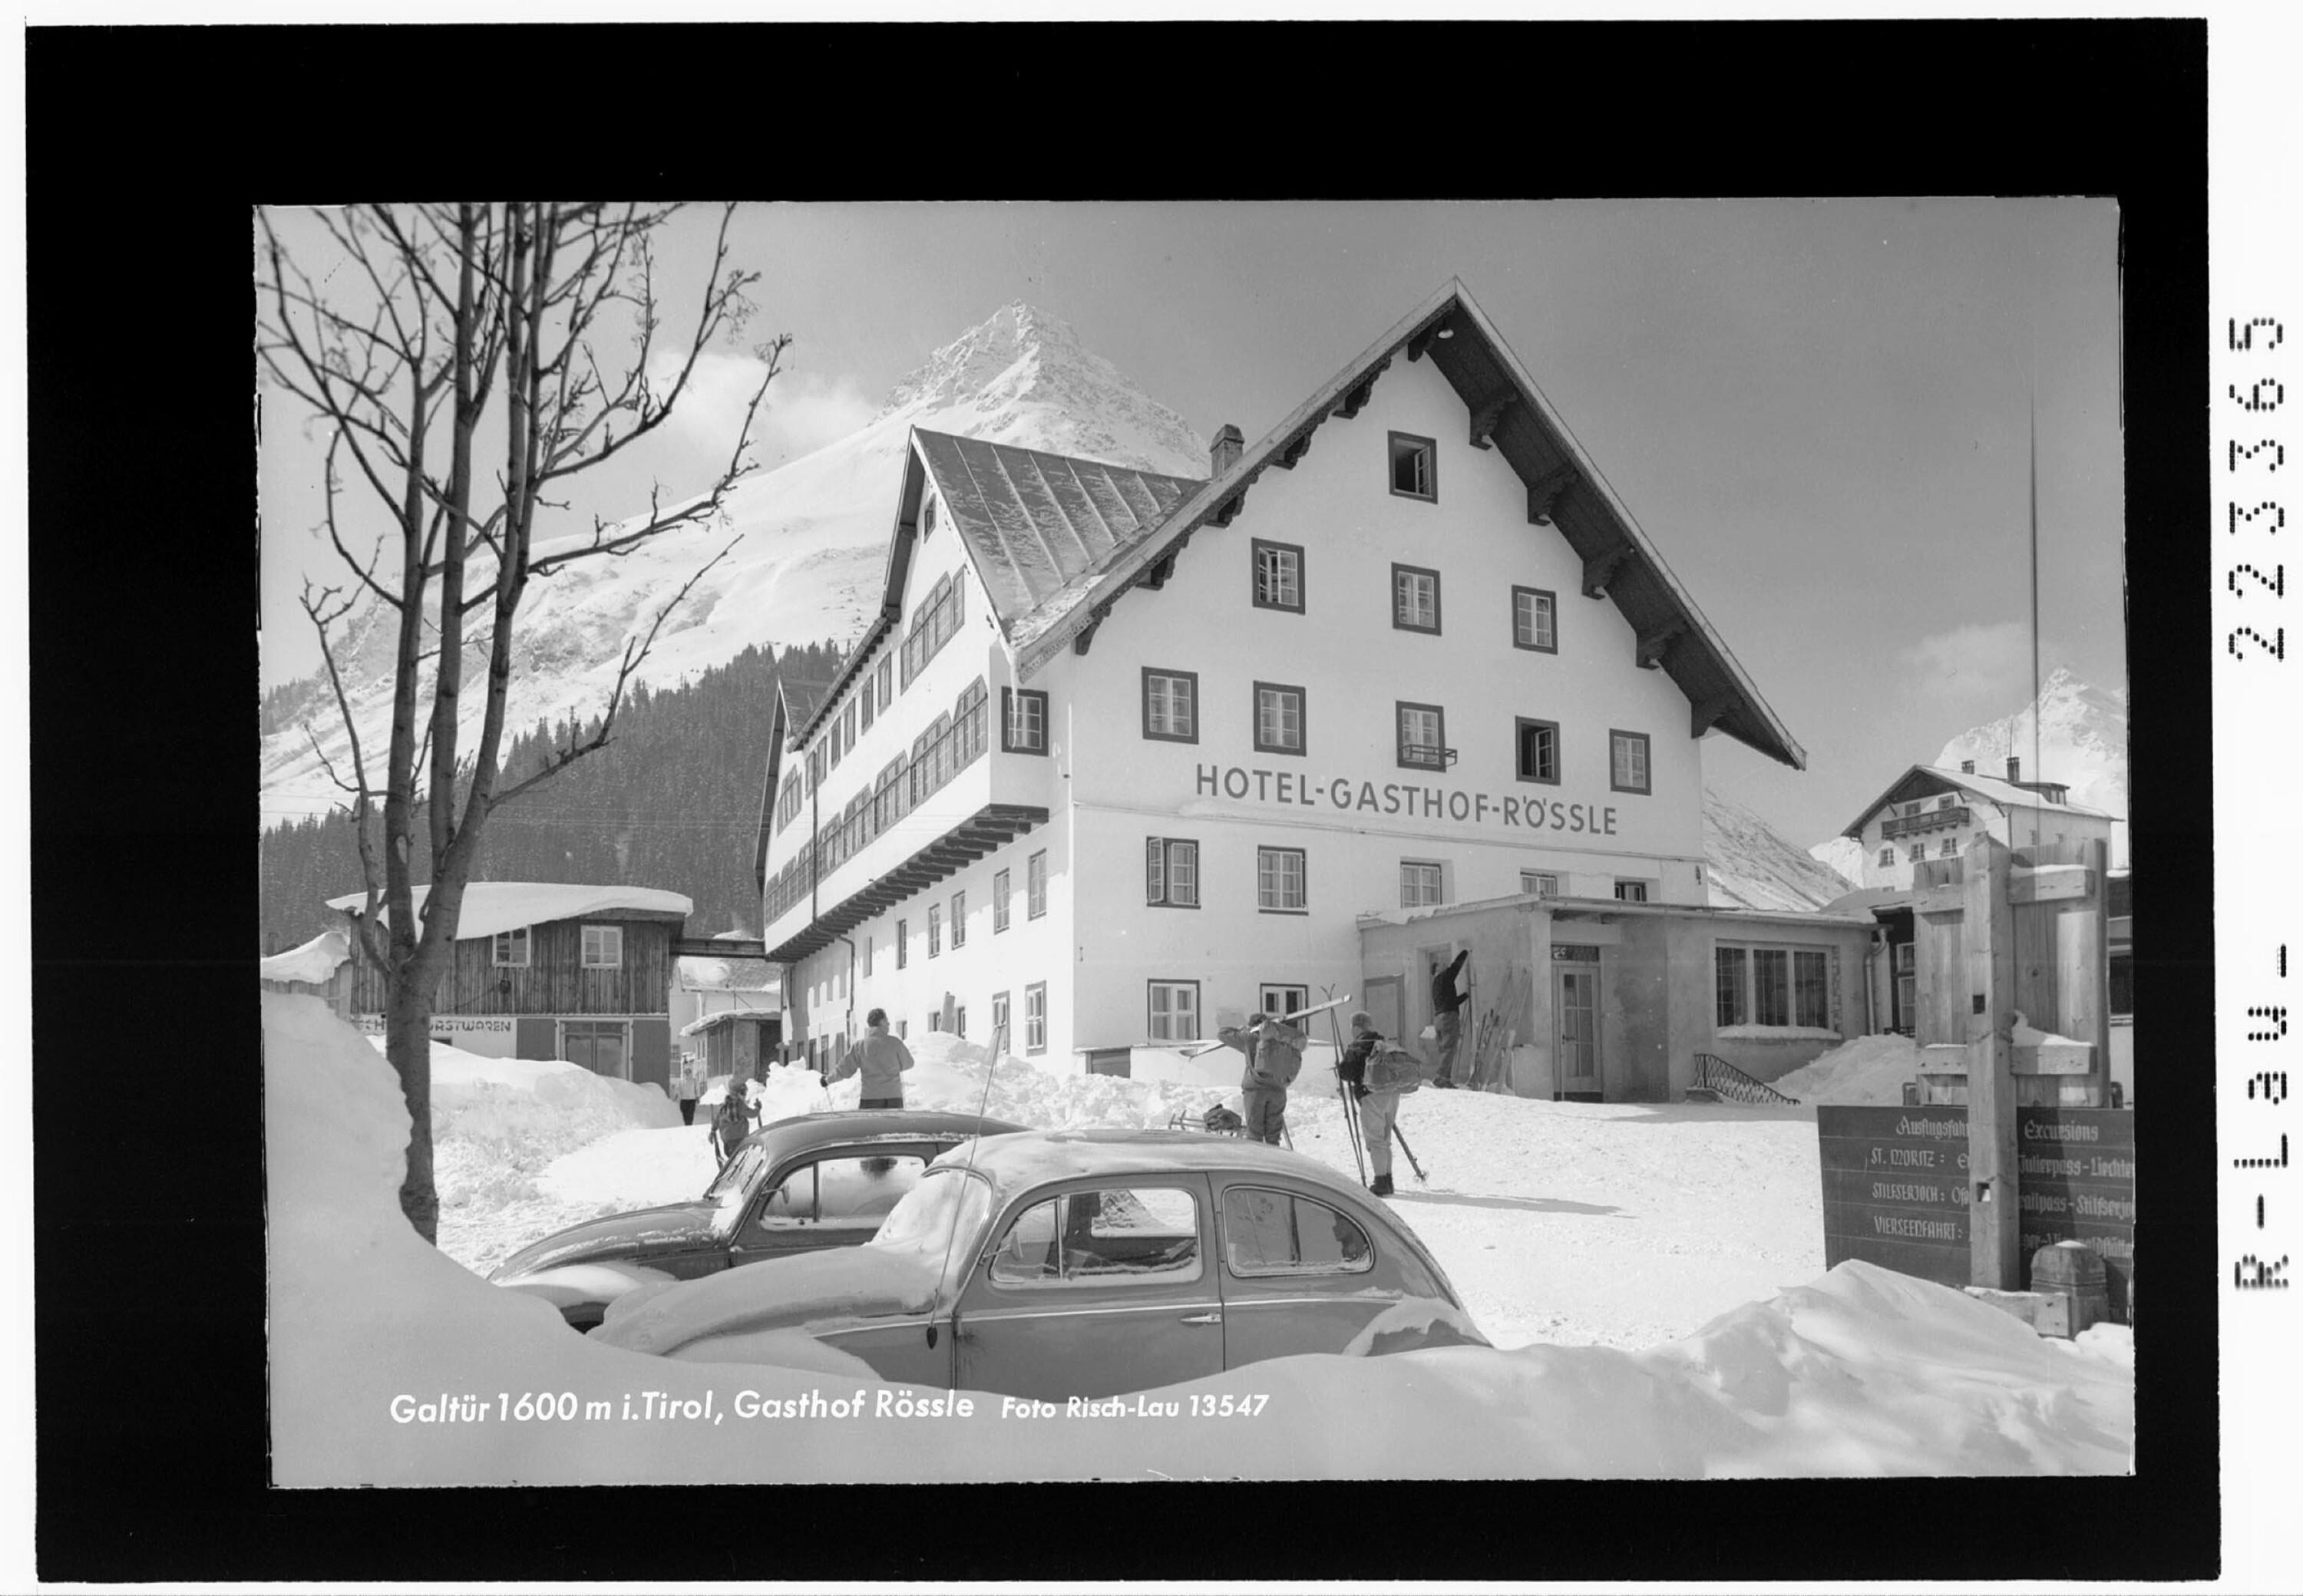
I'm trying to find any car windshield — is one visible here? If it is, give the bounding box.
[871,1168,993,1270]
[704,1142,765,1206]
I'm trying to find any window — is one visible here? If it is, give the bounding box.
[859,675,874,734]
[561,1020,629,1079]
[863,936,874,977]
[956,1004,967,1039]
[988,1186,1201,1284]
[1002,686,1048,754]
[1028,851,1047,919]
[1142,668,1198,743]
[1401,861,1445,910]
[1396,701,1448,770]
[2108,954,2133,1019]
[1222,1186,1373,1277]
[1878,848,1895,867]
[1609,730,1651,795]
[993,868,1012,933]
[927,904,942,957]
[1940,838,1961,857]
[808,742,824,792]
[1717,944,1835,1031]
[1614,880,1649,903]
[492,926,531,967]
[896,920,908,970]
[1515,716,1561,784]
[843,699,858,754]
[1251,539,1304,613]
[950,891,966,949]
[1257,846,1307,912]
[580,925,623,967]
[1520,871,1558,897]
[1389,431,1436,501]
[900,573,966,689]
[1392,563,1441,633]
[1025,982,1047,1054]
[1907,844,1925,864]
[1512,586,1558,653]
[1146,838,1200,908]
[922,494,938,537]
[1937,795,1955,811]
[1254,682,1306,756]
[1148,980,1201,1043]
[876,657,894,712]
[1259,985,1310,1019]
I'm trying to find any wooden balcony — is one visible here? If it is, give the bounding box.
[762,802,1049,964]
[1882,806,1970,840]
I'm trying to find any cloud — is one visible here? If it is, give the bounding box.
[754,370,879,463]
[645,349,877,471]
[1894,621,2050,712]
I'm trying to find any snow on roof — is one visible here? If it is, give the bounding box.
[260,927,349,985]
[679,1008,781,1037]
[324,881,692,942]
[1842,764,2116,838]
[675,954,780,994]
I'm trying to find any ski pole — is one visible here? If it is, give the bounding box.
[1390,1121,1427,1185]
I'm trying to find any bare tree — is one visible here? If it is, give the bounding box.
[258,203,785,1242]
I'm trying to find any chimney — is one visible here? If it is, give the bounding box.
[2006,755,2021,783]
[1960,759,1974,775]
[1209,423,1244,480]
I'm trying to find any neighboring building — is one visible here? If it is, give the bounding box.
[329,881,695,1089]
[754,279,1806,1082]
[1837,759,2116,893]
[259,927,355,1020]
[672,931,782,1081]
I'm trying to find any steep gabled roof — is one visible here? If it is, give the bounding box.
[755,658,839,887]
[914,431,1200,626]
[1006,278,1805,771]
[1840,764,2116,838]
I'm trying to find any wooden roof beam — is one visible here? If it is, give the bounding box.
[1209,486,1250,528]
[1334,356,1390,420]
[1072,599,1114,656]
[1690,692,1738,737]
[1273,428,1315,470]
[1582,544,1634,599]
[1636,619,1687,670]
[1406,316,1454,363]
[1468,388,1518,451]
[1525,461,1578,525]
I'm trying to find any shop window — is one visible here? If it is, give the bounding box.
[1389,431,1437,501]
[1148,980,1201,1043]
[1025,983,1047,1054]
[1002,686,1049,754]
[1392,562,1441,633]
[1254,682,1306,756]
[1400,860,1445,910]
[1512,586,1558,653]
[1257,847,1307,912]
[1142,667,1199,743]
[1147,838,1200,908]
[1251,539,1304,613]
[580,925,623,967]
[1609,730,1651,795]
[493,927,531,967]
[1515,717,1561,784]
[1396,702,1448,771]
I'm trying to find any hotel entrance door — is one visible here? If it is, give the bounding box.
[1552,954,1601,1099]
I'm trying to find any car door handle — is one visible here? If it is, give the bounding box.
[1178,1311,1221,1325]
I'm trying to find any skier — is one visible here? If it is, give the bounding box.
[1338,1010,1407,1196]
[1429,949,1470,1089]
[1217,1010,1308,1145]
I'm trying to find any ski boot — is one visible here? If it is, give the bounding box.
[1370,1173,1394,1198]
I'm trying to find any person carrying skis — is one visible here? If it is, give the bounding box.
[1429,949,1469,1089]
[1217,1010,1307,1145]
[1339,1009,1404,1196]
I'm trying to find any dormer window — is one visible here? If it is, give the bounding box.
[492,927,530,967]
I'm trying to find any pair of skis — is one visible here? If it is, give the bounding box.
[1317,986,1426,1188]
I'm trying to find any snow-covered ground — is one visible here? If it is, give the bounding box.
[1773,1033,1924,1105]
[270,994,2131,1482]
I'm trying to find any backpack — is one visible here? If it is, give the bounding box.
[1365,1044,1426,1095]
[1201,1104,1245,1135]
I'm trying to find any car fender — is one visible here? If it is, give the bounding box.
[1339,1294,1491,1356]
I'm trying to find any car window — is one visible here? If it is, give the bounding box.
[752,1153,929,1231]
[705,1143,765,1204]
[1221,1186,1375,1277]
[987,1186,1202,1285]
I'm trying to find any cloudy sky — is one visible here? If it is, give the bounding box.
[259,199,2123,850]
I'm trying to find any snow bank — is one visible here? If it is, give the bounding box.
[816,1029,1234,1132]
[1772,1033,1923,1105]
[260,927,349,986]
[267,994,2130,1484]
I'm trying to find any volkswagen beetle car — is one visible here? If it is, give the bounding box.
[491,1109,1028,1330]
[590,1128,1488,1398]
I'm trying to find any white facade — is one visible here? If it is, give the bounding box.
[1845,766,2117,891]
[758,292,1788,1069]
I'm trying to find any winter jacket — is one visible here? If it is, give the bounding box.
[848,1032,915,1101]
[1432,950,1470,1016]
[1338,1029,1380,1092]
[1220,1018,1307,1091]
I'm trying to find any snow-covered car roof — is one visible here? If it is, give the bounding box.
[324,881,693,942]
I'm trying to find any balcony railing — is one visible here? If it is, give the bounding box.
[1398,744,1456,771]
[1881,806,1970,840]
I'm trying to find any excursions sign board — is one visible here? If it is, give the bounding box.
[1191,762,1628,838]
[1816,1105,2133,1320]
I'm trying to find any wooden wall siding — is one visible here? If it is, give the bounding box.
[348,914,681,1016]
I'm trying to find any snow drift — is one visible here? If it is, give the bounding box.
[1771,1033,1924,1105]
[269,993,2130,1483]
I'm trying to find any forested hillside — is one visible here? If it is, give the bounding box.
[259,641,844,950]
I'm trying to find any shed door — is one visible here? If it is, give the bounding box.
[563,1020,629,1079]
[1554,967,1600,1094]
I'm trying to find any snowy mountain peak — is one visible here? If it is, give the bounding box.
[874,301,1206,477]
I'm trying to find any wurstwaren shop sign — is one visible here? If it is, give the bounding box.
[1816,1105,2134,1320]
